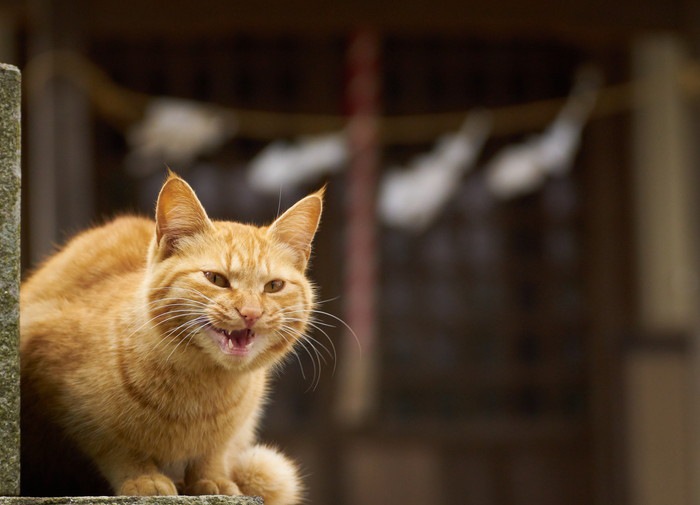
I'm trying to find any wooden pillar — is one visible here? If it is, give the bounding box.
[628,34,697,505]
[0,7,18,66]
[26,0,93,265]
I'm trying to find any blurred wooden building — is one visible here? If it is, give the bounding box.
[3,1,700,504]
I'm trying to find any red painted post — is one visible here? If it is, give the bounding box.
[336,29,381,426]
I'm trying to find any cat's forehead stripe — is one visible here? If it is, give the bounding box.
[216,227,273,278]
[211,221,303,280]
[227,250,242,273]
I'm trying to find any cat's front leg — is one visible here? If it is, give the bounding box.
[184,453,241,496]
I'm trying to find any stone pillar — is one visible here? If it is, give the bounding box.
[0,62,21,497]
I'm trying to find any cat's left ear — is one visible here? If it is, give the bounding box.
[154,173,213,258]
[268,187,324,270]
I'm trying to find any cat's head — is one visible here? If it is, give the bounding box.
[144,173,323,372]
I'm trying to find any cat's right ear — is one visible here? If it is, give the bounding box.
[268,187,324,270]
[154,173,213,258]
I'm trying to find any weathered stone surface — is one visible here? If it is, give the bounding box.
[0,62,21,497]
[0,497,263,505]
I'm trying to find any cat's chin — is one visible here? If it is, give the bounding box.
[205,324,256,357]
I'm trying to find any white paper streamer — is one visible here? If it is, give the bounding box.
[247,132,348,193]
[378,112,492,231]
[126,98,237,175]
[486,67,601,199]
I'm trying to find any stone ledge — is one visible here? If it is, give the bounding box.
[0,497,262,505]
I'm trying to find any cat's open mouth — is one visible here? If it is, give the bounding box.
[205,324,255,356]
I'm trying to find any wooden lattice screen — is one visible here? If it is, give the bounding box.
[379,37,585,425]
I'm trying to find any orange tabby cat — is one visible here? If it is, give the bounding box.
[20,173,322,503]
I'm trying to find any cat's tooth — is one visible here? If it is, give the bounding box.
[227,338,234,350]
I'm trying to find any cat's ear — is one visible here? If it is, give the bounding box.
[268,187,324,269]
[154,173,213,257]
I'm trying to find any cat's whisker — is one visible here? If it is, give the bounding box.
[164,311,207,334]
[316,295,341,305]
[295,338,321,391]
[276,186,283,220]
[278,308,336,328]
[142,293,210,310]
[120,308,200,348]
[277,309,339,370]
[155,318,205,343]
[144,301,210,314]
[287,295,341,307]
[307,309,361,354]
[123,301,203,331]
[146,305,209,316]
[302,337,334,379]
[275,318,336,378]
[165,318,208,362]
[277,304,343,326]
[278,325,327,391]
[183,321,208,353]
[145,286,220,311]
[274,329,307,382]
[168,286,219,306]
[161,317,203,343]
[306,322,338,371]
[142,293,210,306]
[126,298,218,358]
[136,310,202,341]
[277,326,321,391]
[282,318,335,365]
[154,308,207,319]
[144,313,207,357]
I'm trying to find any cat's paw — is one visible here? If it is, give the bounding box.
[186,478,241,496]
[119,473,178,496]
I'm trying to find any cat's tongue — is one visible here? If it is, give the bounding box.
[209,326,255,356]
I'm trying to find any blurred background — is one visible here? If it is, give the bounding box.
[3,1,700,504]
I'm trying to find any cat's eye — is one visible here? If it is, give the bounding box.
[264,279,285,293]
[203,271,230,288]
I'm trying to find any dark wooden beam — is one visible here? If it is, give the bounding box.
[76,0,684,44]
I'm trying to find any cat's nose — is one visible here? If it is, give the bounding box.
[237,306,262,328]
